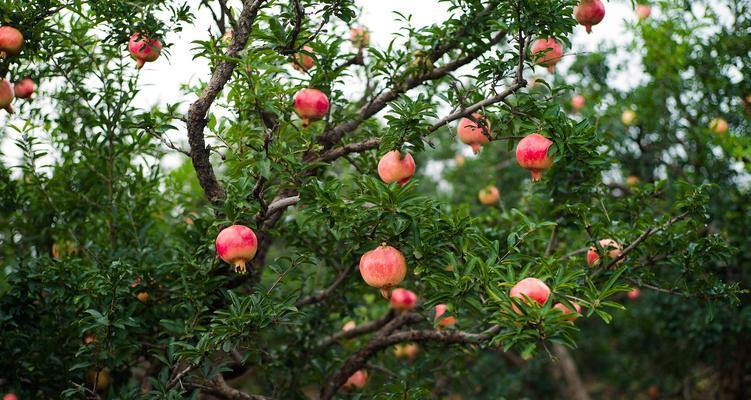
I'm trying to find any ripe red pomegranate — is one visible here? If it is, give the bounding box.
[636,5,651,20]
[510,278,551,311]
[344,370,367,390]
[531,38,564,73]
[553,301,582,321]
[710,117,728,135]
[586,239,623,267]
[377,150,416,186]
[627,288,641,300]
[515,133,553,181]
[0,80,14,114]
[128,32,163,70]
[478,185,500,206]
[215,224,258,274]
[575,0,606,34]
[293,88,330,126]
[394,343,419,360]
[434,304,456,328]
[0,26,23,58]
[14,78,34,99]
[350,27,370,48]
[571,95,585,111]
[390,288,417,311]
[359,244,407,298]
[3,394,18,400]
[292,45,314,72]
[457,113,491,154]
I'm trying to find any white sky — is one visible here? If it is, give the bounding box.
[0,0,643,173]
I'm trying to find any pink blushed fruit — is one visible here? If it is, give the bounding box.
[710,118,728,135]
[0,80,15,114]
[628,288,641,300]
[359,244,407,298]
[378,150,416,186]
[515,133,554,181]
[293,88,330,126]
[510,278,551,313]
[394,343,419,360]
[575,0,606,34]
[553,301,582,321]
[350,27,370,48]
[457,113,491,154]
[478,185,500,206]
[587,239,623,267]
[14,78,35,99]
[434,304,456,328]
[0,26,23,58]
[622,109,637,125]
[3,394,18,400]
[571,95,585,111]
[636,5,651,20]
[390,288,417,311]
[292,45,314,72]
[531,38,564,73]
[343,370,367,390]
[128,32,163,70]
[342,320,356,331]
[216,225,258,274]
[626,175,640,186]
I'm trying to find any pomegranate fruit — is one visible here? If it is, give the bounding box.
[86,368,111,391]
[710,117,728,135]
[626,175,640,186]
[587,239,623,267]
[14,78,34,99]
[394,343,419,360]
[434,304,456,328]
[636,5,651,20]
[293,88,330,126]
[292,45,314,72]
[128,32,163,70]
[390,288,417,311]
[136,291,150,303]
[350,27,370,48]
[510,278,551,310]
[359,244,407,298]
[0,79,14,114]
[531,38,564,73]
[83,333,97,345]
[3,394,17,400]
[621,109,637,125]
[553,301,582,321]
[478,185,500,206]
[377,150,416,186]
[344,370,367,390]
[628,288,641,300]
[571,94,585,111]
[457,113,491,154]
[454,154,465,167]
[515,133,554,181]
[575,0,606,34]
[216,224,258,274]
[0,26,23,58]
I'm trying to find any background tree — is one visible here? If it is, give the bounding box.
[0,0,748,399]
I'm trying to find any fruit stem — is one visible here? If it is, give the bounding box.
[136,59,145,70]
[233,259,248,274]
[531,170,543,182]
[3,104,13,114]
[380,287,392,299]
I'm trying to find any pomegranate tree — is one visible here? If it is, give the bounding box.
[434,304,456,328]
[359,244,407,298]
[128,32,163,69]
[575,0,606,34]
[515,133,554,181]
[0,80,14,114]
[531,38,564,73]
[587,239,623,267]
[293,88,330,126]
[14,78,34,99]
[215,224,258,274]
[478,185,500,206]
[457,113,491,154]
[377,150,416,186]
[0,26,23,58]
[390,288,417,311]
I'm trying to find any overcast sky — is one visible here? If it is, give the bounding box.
[1,0,644,172]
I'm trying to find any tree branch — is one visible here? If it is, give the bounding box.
[186,0,266,204]
[184,374,268,400]
[317,310,396,348]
